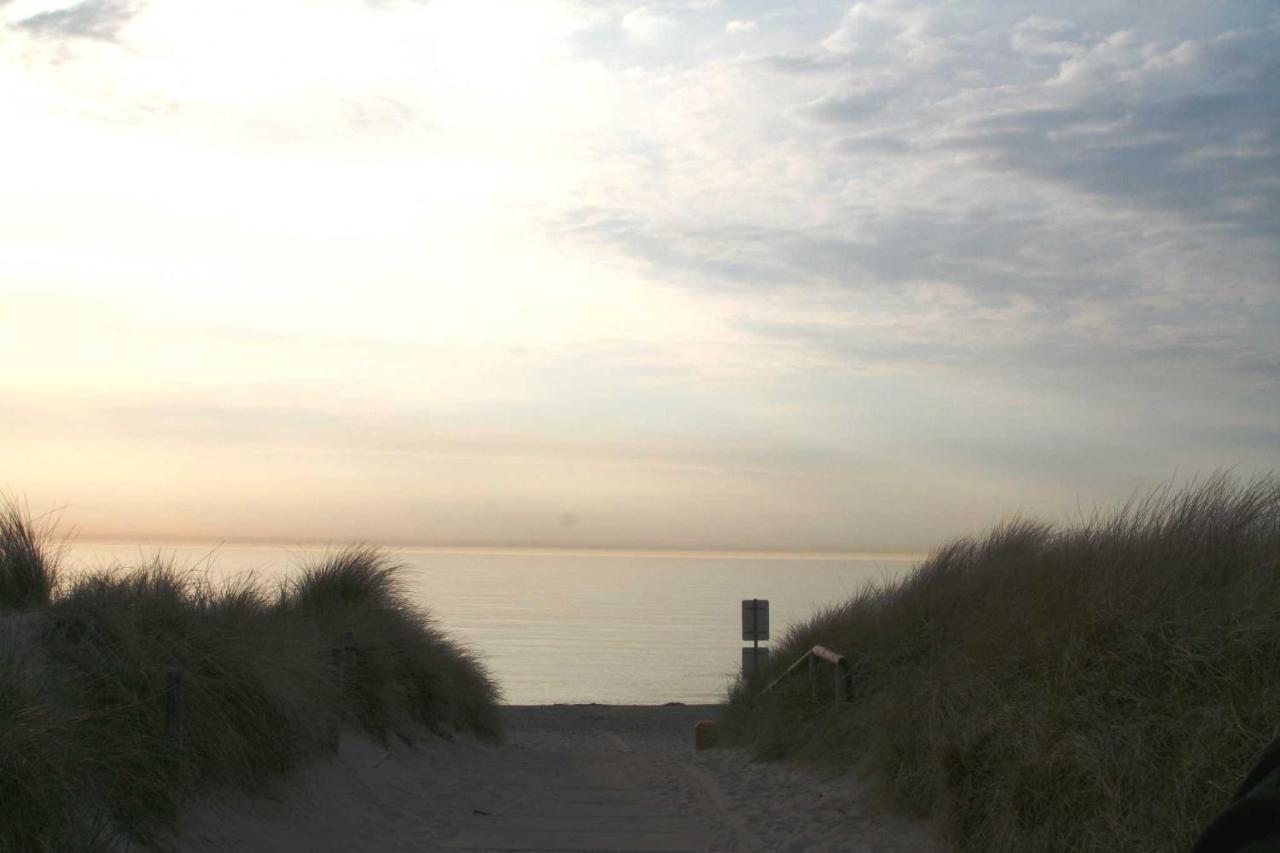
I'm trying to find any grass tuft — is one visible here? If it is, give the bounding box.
[0,498,59,609]
[283,545,400,614]
[1,512,501,851]
[721,471,1280,852]
[278,546,503,739]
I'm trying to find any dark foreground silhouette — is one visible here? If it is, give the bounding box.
[1194,735,1280,853]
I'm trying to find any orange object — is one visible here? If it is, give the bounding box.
[693,719,718,751]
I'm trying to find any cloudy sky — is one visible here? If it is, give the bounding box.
[2,0,1277,551]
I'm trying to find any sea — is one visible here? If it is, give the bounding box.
[63,542,922,705]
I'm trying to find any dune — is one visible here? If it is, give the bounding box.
[173,704,945,852]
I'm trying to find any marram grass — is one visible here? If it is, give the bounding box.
[722,472,1280,853]
[0,507,500,852]
[0,499,59,609]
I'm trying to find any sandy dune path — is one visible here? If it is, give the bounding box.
[176,705,944,852]
[447,706,731,852]
[446,711,716,850]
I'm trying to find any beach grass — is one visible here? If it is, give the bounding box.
[0,507,500,851]
[721,471,1280,852]
[0,499,59,609]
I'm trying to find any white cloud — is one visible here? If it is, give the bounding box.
[1010,16,1083,59]
[726,19,756,34]
[620,6,673,42]
[821,0,932,58]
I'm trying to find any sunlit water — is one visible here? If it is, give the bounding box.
[64,543,921,705]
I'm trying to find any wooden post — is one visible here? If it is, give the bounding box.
[835,658,850,703]
[763,644,854,701]
[165,670,183,743]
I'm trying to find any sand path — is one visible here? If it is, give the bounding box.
[446,706,718,851]
[176,705,945,852]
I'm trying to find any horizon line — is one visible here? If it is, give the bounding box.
[65,533,928,562]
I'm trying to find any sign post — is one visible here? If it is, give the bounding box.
[741,599,770,676]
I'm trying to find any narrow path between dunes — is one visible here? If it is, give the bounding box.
[176,705,945,853]
[446,706,720,852]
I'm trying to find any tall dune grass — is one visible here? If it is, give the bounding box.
[721,472,1280,852]
[278,546,502,738]
[0,505,500,851]
[0,500,58,609]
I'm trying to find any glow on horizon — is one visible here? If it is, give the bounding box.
[2,0,1277,552]
[67,534,928,563]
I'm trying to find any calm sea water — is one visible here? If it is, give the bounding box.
[64,543,921,705]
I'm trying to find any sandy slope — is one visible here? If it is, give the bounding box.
[174,705,945,853]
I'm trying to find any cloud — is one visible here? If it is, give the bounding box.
[557,199,1186,313]
[804,87,894,122]
[757,52,841,74]
[1009,16,1086,60]
[342,96,421,134]
[6,0,1277,545]
[820,0,938,65]
[549,1,1280,463]
[621,6,674,42]
[12,0,138,41]
[947,28,1280,238]
[563,4,1280,286]
[840,133,912,155]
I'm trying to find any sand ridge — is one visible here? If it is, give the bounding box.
[174,705,946,852]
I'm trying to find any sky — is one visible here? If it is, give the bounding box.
[1,0,1277,552]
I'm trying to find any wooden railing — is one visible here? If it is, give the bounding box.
[762,644,851,703]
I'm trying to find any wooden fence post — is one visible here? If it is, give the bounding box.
[834,658,850,703]
[763,644,856,706]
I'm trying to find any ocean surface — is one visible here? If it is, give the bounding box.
[64,542,922,705]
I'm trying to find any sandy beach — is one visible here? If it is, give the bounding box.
[174,704,945,852]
